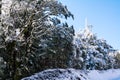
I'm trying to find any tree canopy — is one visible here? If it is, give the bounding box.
[0,0,74,79]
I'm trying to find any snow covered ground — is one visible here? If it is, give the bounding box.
[22,68,88,80]
[22,69,120,80]
[88,69,120,80]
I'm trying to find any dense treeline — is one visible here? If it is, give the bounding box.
[0,0,119,80]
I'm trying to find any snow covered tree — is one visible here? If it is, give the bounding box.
[38,24,74,70]
[0,0,74,79]
[72,25,114,70]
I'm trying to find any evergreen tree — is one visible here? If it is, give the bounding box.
[38,24,74,69]
[0,0,74,79]
[72,26,114,70]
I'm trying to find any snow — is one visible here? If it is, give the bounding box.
[109,50,120,57]
[21,69,120,80]
[21,68,88,80]
[88,69,120,80]
[1,0,12,15]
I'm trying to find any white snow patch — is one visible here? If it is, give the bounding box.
[88,69,120,80]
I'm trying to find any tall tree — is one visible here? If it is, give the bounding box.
[72,26,114,70]
[0,0,74,79]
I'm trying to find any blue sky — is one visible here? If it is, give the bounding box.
[59,0,120,50]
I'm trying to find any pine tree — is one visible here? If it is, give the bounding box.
[0,0,74,79]
[38,24,74,69]
[72,26,114,70]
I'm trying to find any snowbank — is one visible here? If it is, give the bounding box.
[21,69,120,80]
[88,69,120,80]
[21,68,88,80]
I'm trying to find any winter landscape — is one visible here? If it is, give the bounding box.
[0,0,120,80]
